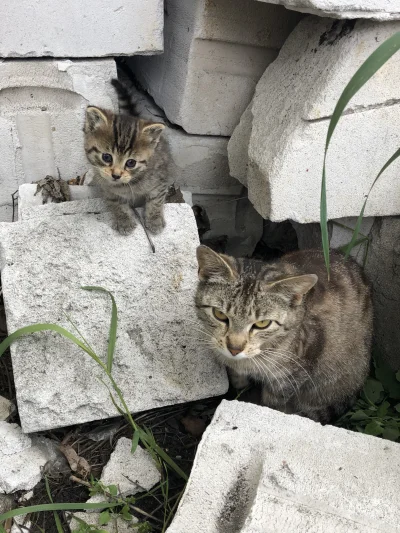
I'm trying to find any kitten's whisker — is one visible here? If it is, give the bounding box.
[257,355,298,401]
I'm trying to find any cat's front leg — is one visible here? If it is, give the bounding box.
[107,196,137,235]
[228,368,250,390]
[144,189,167,235]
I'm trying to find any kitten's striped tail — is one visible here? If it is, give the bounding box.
[111,78,138,116]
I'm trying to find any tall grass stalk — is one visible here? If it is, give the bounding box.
[320,31,400,275]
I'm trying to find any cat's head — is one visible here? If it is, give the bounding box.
[84,106,165,185]
[195,246,317,366]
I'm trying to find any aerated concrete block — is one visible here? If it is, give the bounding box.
[0,0,163,57]
[0,59,117,223]
[130,0,302,135]
[229,17,400,222]
[0,201,228,433]
[167,400,400,533]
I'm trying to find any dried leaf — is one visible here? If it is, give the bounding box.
[180,415,206,438]
[59,443,91,478]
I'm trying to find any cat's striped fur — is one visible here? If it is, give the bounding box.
[196,247,372,424]
[84,80,171,235]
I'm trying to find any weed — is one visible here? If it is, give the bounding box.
[336,353,400,441]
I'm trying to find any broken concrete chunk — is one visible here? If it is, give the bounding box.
[167,400,400,532]
[0,396,12,422]
[231,17,400,222]
[0,422,59,493]
[0,202,228,432]
[87,437,161,507]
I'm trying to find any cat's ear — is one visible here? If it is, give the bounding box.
[142,122,165,143]
[196,246,238,282]
[85,106,109,132]
[269,274,318,305]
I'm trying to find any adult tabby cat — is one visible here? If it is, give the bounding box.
[195,246,372,424]
[83,79,170,235]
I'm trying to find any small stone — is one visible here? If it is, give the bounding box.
[0,493,14,514]
[70,512,137,532]
[87,437,161,508]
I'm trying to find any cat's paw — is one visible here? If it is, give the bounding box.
[114,216,136,235]
[144,214,165,235]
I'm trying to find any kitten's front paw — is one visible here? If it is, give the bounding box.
[144,215,165,235]
[114,216,136,235]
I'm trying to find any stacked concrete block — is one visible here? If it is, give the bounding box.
[255,0,400,21]
[167,400,400,532]
[0,200,228,432]
[0,0,163,57]
[228,17,400,223]
[0,59,117,222]
[130,0,302,136]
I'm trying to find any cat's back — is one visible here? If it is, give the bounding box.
[282,249,372,325]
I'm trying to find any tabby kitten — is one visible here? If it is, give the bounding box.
[195,246,372,424]
[83,80,170,235]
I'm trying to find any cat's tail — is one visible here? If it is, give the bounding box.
[111,78,138,117]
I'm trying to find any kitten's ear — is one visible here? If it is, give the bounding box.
[269,274,318,305]
[142,122,165,143]
[85,106,109,132]
[196,245,238,282]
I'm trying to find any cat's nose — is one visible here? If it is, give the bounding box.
[228,346,243,356]
[112,174,121,180]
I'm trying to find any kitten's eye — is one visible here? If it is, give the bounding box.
[125,159,136,169]
[253,319,271,330]
[102,153,113,163]
[213,308,228,322]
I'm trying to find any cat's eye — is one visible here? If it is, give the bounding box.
[213,308,228,322]
[253,319,271,330]
[102,153,113,163]
[126,159,136,169]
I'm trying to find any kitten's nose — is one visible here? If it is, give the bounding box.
[228,346,243,356]
[112,174,121,181]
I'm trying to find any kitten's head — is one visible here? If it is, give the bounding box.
[84,106,165,185]
[195,246,317,366]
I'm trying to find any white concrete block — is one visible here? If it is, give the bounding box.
[167,400,400,533]
[0,202,228,433]
[0,0,163,57]
[0,59,117,223]
[129,0,302,135]
[87,437,160,506]
[0,422,60,493]
[256,0,400,20]
[237,17,400,222]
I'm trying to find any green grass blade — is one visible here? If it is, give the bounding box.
[320,165,330,277]
[0,502,118,523]
[344,147,400,259]
[321,31,400,273]
[0,324,103,368]
[82,286,117,373]
[131,430,140,454]
[45,476,64,533]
